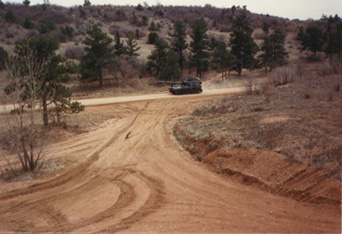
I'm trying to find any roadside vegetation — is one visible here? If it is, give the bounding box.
[174,61,342,179]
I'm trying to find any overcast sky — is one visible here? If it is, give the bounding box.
[6,0,342,20]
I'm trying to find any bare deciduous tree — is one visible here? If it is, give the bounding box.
[2,45,45,172]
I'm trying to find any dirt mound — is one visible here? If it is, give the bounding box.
[204,147,341,204]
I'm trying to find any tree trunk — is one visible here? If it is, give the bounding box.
[42,97,48,126]
[56,108,60,124]
[99,73,103,86]
[29,140,34,170]
[237,64,242,76]
[20,136,29,171]
[197,67,202,78]
[178,51,183,69]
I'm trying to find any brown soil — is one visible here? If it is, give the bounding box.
[204,147,340,205]
[0,86,341,233]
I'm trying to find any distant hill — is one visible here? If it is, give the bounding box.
[0,3,301,57]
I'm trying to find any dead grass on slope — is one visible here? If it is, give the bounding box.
[174,66,342,180]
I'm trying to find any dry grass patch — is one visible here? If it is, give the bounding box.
[174,72,342,179]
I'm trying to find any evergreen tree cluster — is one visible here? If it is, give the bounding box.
[146,13,289,80]
[80,24,141,86]
[296,15,342,60]
[189,19,210,78]
[146,20,188,81]
[229,14,259,75]
[259,27,288,74]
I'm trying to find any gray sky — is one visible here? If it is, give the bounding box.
[6,0,342,20]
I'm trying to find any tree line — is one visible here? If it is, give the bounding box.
[59,12,289,85]
[146,13,341,80]
[146,13,288,81]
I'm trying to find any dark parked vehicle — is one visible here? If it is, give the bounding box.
[160,77,202,95]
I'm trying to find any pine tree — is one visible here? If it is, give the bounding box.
[259,27,288,74]
[229,13,258,75]
[23,0,30,6]
[262,22,269,34]
[296,26,306,43]
[323,15,342,60]
[270,27,288,67]
[0,1,4,9]
[170,21,188,69]
[259,36,273,74]
[83,0,91,6]
[149,21,157,31]
[147,38,169,76]
[189,19,209,78]
[159,49,182,81]
[81,24,114,86]
[125,31,140,57]
[114,31,124,56]
[5,9,16,23]
[209,37,219,51]
[148,32,159,44]
[297,25,325,59]
[0,46,8,71]
[141,16,148,26]
[131,11,138,25]
[23,18,34,29]
[212,41,235,81]
[336,20,342,59]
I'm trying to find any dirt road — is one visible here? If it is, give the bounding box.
[0,88,340,233]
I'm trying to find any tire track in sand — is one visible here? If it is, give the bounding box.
[0,102,166,233]
[0,103,150,201]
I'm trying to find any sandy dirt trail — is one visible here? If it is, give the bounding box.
[0,88,340,233]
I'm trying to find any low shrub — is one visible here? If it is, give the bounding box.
[271,67,296,86]
[5,32,14,38]
[244,77,270,95]
[253,81,270,95]
[330,58,342,74]
[147,32,159,44]
[64,46,84,60]
[253,32,266,40]
[295,62,305,77]
[244,77,254,95]
[317,64,334,76]
[23,18,34,29]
